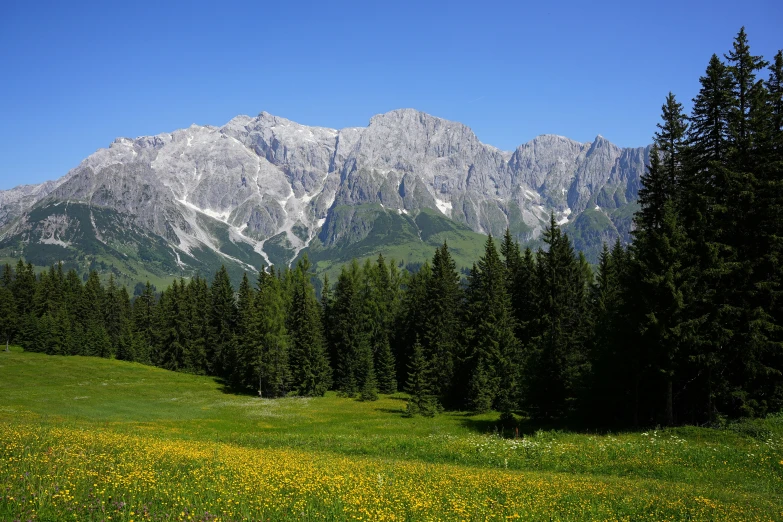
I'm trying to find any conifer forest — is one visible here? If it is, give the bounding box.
[2,29,782,430]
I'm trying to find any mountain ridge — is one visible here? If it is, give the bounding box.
[0,108,650,285]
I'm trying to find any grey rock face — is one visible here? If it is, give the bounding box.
[0,109,649,269]
[0,180,60,229]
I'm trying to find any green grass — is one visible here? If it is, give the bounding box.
[1,348,782,520]
[304,206,488,280]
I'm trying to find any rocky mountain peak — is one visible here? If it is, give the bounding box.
[1,109,650,281]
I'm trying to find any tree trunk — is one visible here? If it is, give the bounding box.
[665,376,674,426]
[707,364,713,424]
[5,338,8,352]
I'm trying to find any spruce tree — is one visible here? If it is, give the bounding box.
[104,274,123,353]
[682,52,736,422]
[12,261,35,319]
[232,272,255,387]
[395,262,431,389]
[588,243,622,424]
[131,282,157,364]
[254,266,290,397]
[363,255,398,394]
[330,260,367,395]
[115,320,136,362]
[154,282,186,370]
[510,247,537,347]
[288,257,331,396]
[1,264,12,290]
[465,235,520,414]
[725,27,769,162]
[404,337,436,417]
[208,266,237,377]
[525,216,587,419]
[0,285,17,351]
[423,243,462,401]
[375,338,397,394]
[185,276,210,373]
[359,353,379,402]
[655,92,689,194]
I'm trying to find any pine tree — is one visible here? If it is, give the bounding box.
[404,337,437,417]
[104,274,123,354]
[770,51,783,140]
[363,255,398,394]
[330,260,367,395]
[232,272,255,387]
[395,262,431,389]
[115,319,136,362]
[688,55,732,165]
[655,92,689,195]
[208,266,237,377]
[375,338,397,394]
[12,261,36,319]
[254,267,290,397]
[185,276,209,373]
[681,52,737,423]
[131,282,157,364]
[588,243,623,424]
[288,257,331,396]
[359,353,379,402]
[633,200,693,425]
[0,285,18,351]
[501,228,522,290]
[423,243,462,401]
[465,235,520,414]
[1,264,12,290]
[154,282,185,370]
[726,27,769,162]
[510,247,537,347]
[636,146,668,230]
[525,216,587,419]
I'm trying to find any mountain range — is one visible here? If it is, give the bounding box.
[0,109,650,287]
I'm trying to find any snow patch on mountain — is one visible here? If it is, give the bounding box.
[435,197,452,216]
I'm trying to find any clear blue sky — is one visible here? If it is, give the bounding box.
[1,0,781,190]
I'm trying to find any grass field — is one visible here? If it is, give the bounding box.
[1,347,782,521]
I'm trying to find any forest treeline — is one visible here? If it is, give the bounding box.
[1,29,780,427]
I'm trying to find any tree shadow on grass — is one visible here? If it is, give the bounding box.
[459,414,584,438]
[375,407,407,416]
[214,377,259,397]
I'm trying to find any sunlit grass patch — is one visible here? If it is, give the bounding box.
[1,349,782,521]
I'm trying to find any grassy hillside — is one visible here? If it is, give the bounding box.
[1,348,782,520]
[0,202,268,288]
[304,206,489,280]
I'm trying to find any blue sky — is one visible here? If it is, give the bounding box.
[1,0,781,190]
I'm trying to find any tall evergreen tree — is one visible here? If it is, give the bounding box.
[404,337,437,417]
[131,282,157,364]
[464,235,520,414]
[208,266,237,377]
[0,285,17,351]
[185,276,210,373]
[525,217,588,419]
[423,243,462,402]
[253,267,290,397]
[232,272,255,387]
[288,257,331,396]
[330,260,369,395]
[655,92,689,195]
[395,262,431,388]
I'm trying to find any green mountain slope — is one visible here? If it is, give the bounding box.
[0,202,258,288]
[303,205,488,279]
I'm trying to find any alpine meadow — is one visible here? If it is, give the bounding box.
[2,24,783,522]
